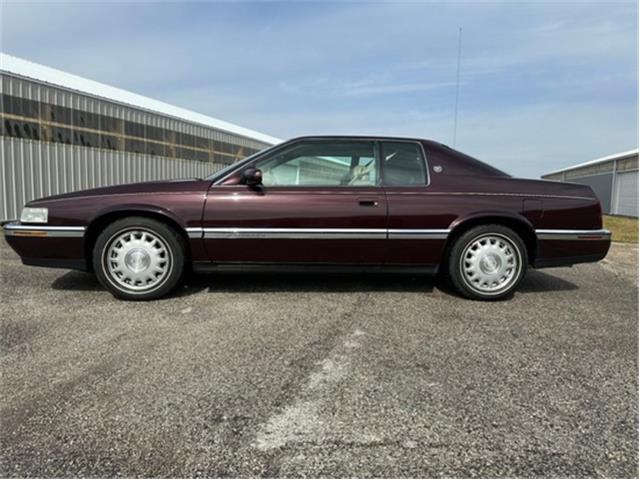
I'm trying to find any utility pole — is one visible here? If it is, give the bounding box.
[453,27,462,147]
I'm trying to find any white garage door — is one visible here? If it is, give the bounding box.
[614,171,638,217]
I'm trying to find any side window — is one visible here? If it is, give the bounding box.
[382,142,427,186]
[255,141,378,187]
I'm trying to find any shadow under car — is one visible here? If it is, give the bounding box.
[51,268,577,298]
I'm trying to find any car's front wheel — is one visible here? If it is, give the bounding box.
[93,217,186,301]
[447,224,527,301]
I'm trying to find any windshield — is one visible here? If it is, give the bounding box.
[205,143,283,181]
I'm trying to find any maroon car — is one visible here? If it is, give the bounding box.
[4,136,611,301]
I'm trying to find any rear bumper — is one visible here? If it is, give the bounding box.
[535,229,611,241]
[3,222,87,271]
[533,229,611,268]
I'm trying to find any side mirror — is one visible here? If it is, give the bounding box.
[243,168,263,186]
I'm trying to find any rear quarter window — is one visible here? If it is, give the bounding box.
[382,142,428,186]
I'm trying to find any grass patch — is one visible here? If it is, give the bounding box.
[603,215,638,243]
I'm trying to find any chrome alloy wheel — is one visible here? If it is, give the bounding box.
[102,228,173,292]
[459,233,522,295]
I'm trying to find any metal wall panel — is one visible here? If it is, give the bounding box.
[1,136,223,220]
[564,172,613,214]
[613,171,638,217]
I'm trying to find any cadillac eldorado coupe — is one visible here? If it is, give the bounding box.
[4,136,611,301]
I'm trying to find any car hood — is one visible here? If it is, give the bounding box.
[28,178,212,205]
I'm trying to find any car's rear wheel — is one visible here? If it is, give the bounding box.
[447,224,527,301]
[93,217,186,301]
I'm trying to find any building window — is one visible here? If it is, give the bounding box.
[4,119,18,137]
[147,142,166,157]
[125,138,147,154]
[175,146,196,161]
[124,121,143,138]
[73,110,100,130]
[146,125,165,142]
[100,134,118,150]
[74,131,100,147]
[0,93,267,162]
[2,94,39,118]
[52,127,72,144]
[99,114,119,133]
[195,149,209,162]
[22,122,40,140]
[50,104,72,124]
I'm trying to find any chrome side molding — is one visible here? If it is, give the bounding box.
[3,223,86,238]
[192,227,452,240]
[388,229,450,240]
[4,223,611,242]
[535,229,611,241]
[185,227,205,239]
[202,228,387,239]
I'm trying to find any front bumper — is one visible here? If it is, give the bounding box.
[3,222,88,270]
[4,223,86,238]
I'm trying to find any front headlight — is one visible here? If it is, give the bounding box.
[20,207,48,224]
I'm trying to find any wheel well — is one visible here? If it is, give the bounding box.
[83,210,191,272]
[445,216,537,265]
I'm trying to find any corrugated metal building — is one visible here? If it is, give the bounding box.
[542,150,639,218]
[0,53,281,220]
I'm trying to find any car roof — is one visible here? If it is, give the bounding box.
[286,135,438,144]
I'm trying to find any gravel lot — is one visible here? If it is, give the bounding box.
[1,238,637,478]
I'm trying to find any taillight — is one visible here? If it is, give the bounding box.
[596,199,603,228]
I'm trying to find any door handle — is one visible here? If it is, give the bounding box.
[359,199,379,207]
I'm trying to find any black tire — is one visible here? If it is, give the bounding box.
[92,217,186,301]
[447,224,527,301]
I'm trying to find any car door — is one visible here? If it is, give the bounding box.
[381,140,447,266]
[202,139,388,264]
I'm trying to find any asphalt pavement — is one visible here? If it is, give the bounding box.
[0,238,637,477]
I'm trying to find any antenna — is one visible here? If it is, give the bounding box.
[453,27,462,147]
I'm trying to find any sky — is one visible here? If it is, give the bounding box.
[1,0,637,178]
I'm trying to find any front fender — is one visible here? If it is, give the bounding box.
[89,203,188,229]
